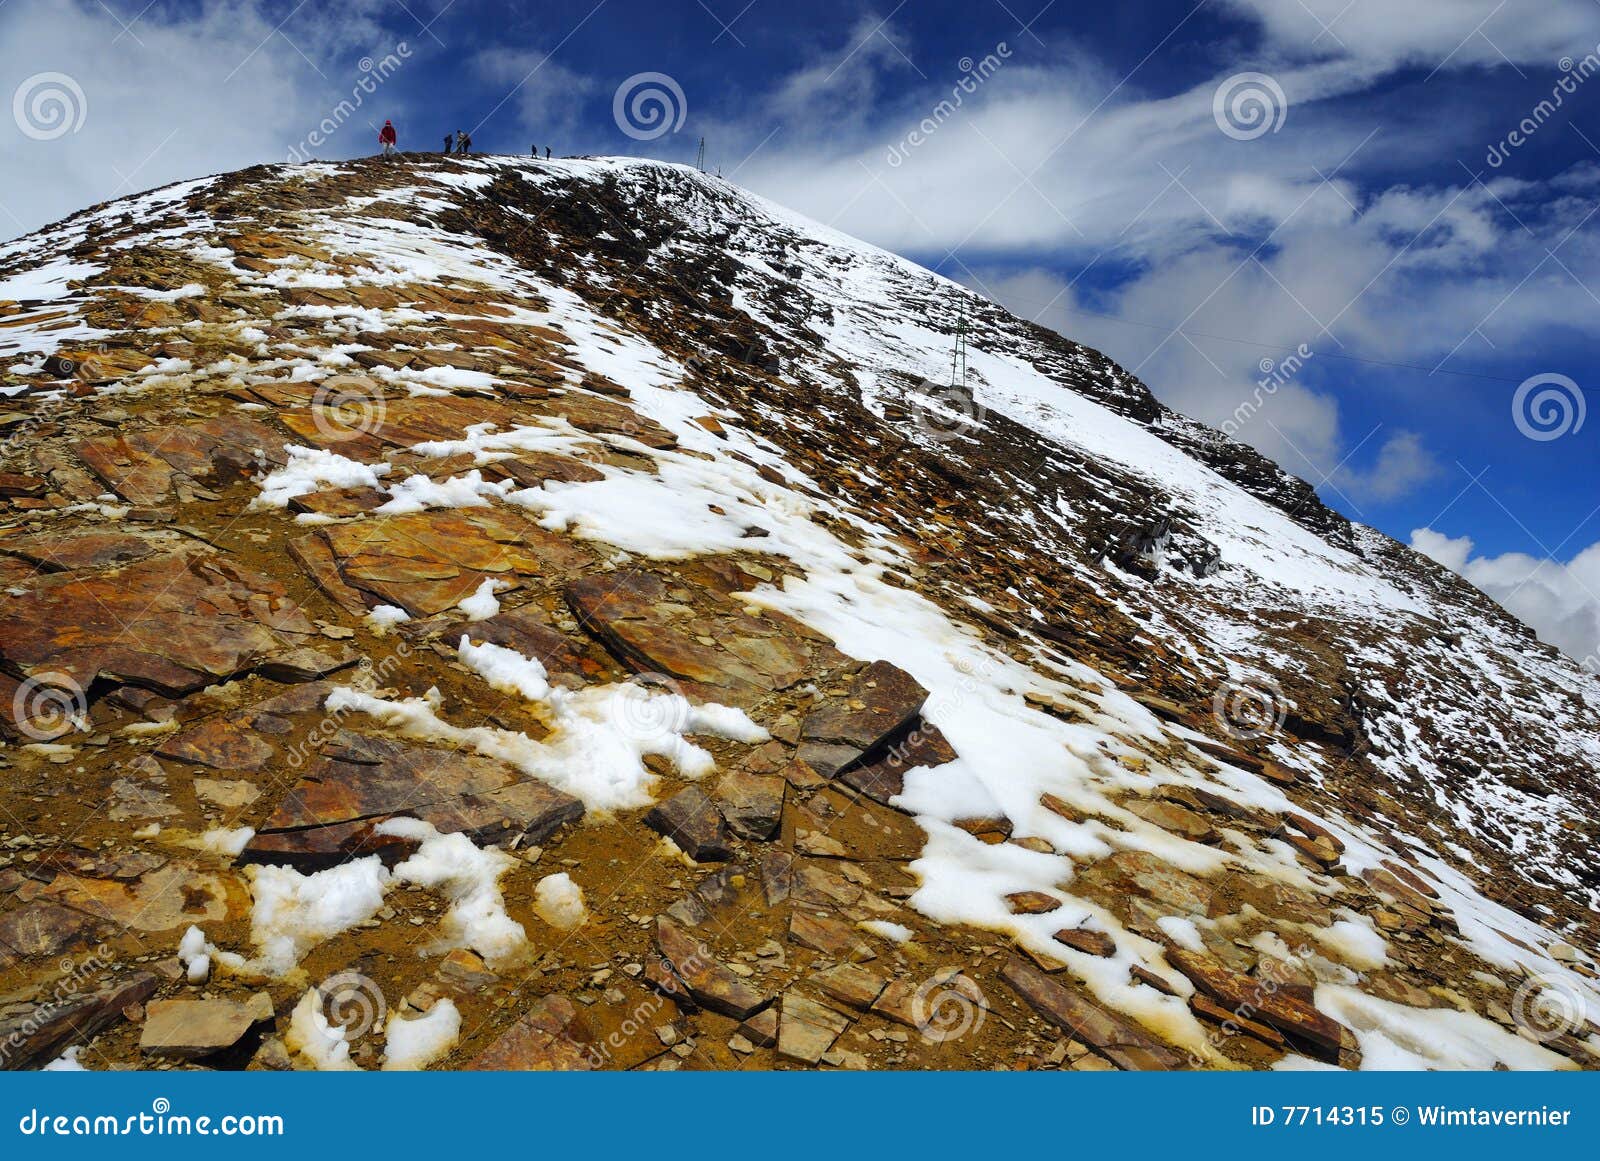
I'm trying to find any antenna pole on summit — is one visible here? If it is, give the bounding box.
[696,137,706,172]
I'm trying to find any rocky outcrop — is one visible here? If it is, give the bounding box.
[0,156,1592,1076]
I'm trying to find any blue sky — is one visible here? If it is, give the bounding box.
[2,0,1599,663]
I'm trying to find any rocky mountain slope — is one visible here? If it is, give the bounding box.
[0,154,1595,1072]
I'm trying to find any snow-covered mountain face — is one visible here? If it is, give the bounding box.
[0,155,1595,1072]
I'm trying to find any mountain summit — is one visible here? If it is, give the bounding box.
[0,155,1595,1071]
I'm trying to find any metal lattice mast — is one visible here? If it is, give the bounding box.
[696,137,706,172]
[950,300,969,390]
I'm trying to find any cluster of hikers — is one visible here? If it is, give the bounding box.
[376,121,556,161]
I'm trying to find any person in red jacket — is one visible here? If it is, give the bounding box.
[378,120,397,159]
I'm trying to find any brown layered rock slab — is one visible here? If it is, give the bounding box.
[0,472,45,498]
[836,718,957,805]
[262,733,515,827]
[75,416,285,504]
[870,972,988,1031]
[654,917,771,1020]
[39,862,239,933]
[546,393,676,449]
[1071,849,1213,919]
[0,529,163,572]
[315,507,591,616]
[1000,956,1187,1071]
[1286,833,1341,868]
[738,1007,779,1048]
[1005,890,1062,915]
[777,992,851,1065]
[466,994,595,1070]
[139,996,271,1059]
[790,862,864,909]
[444,608,590,680]
[714,766,784,840]
[278,393,520,455]
[798,660,929,777]
[790,911,878,961]
[1053,927,1117,957]
[0,972,157,1071]
[288,532,371,617]
[247,732,582,866]
[156,681,334,773]
[567,568,842,707]
[810,963,888,1011]
[1126,798,1218,844]
[1164,947,1352,1064]
[644,786,732,862]
[1378,858,1438,899]
[1207,868,1332,926]
[157,716,277,772]
[238,820,395,869]
[492,451,605,488]
[0,901,103,961]
[432,781,585,849]
[1190,992,1286,1049]
[0,550,324,701]
[287,486,390,518]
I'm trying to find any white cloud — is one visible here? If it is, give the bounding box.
[1411,528,1600,669]
[471,48,598,145]
[684,13,1600,506]
[0,0,416,236]
[1221,0,1599,70]
[1335,430,1440,502]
